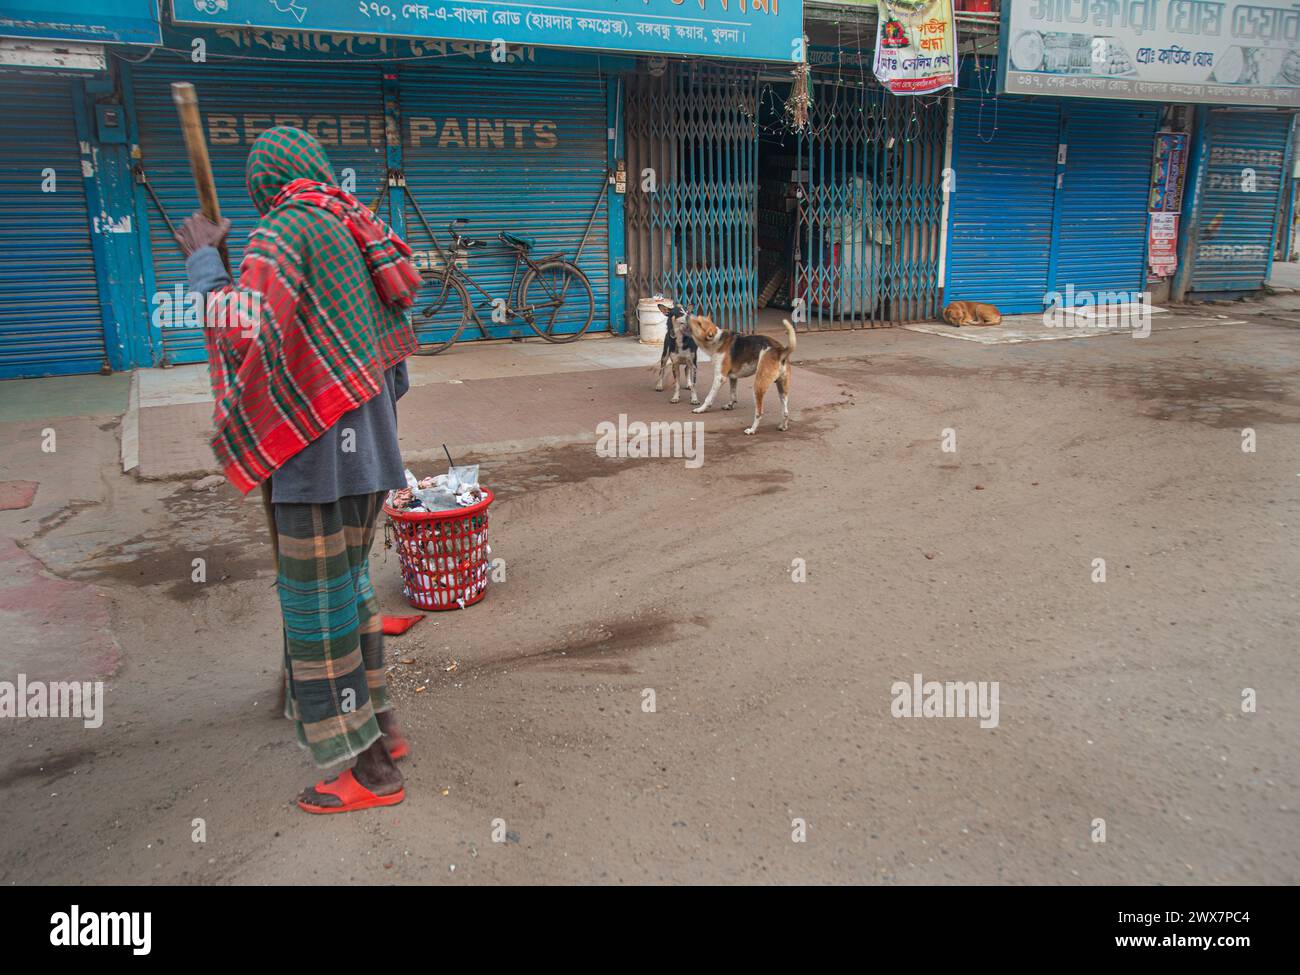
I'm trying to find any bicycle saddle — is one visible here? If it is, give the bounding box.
[500,231,536,251]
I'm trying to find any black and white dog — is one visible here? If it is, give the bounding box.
[652,304,700,406]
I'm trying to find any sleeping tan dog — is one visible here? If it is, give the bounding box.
[942,301,1002,327]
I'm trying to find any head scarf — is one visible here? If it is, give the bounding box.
[248,128,422,308]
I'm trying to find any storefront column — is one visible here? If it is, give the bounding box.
[73,77,149,372]
[1172,106,1211,303]
[607,77,626,335]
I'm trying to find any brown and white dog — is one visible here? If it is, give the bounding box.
[663,305,797,435]
[942,301,1002,327]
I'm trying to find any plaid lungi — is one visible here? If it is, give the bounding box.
[275,492,389,767]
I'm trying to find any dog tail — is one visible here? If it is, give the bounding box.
[780,319,797,363]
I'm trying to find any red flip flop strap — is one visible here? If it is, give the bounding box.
[310,768,377,806]
[382,614,422,635]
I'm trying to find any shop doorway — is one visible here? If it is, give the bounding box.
[754,83,799,323]
[625,61,760,332]
[791,76,948,329]
[625,63,948,333]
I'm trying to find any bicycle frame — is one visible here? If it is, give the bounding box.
[372,175,573,334]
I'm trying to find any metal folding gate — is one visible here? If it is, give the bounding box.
[1189,109,1295,295]
[0,75,109,378]
[625,62,759,332]
[795,77,948,328]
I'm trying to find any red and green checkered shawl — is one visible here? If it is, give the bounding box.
[203,126,419,494]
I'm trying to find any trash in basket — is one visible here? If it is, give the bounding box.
[390,466,483,513]
[385,467,493,611]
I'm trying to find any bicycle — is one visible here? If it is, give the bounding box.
[371,176,599,355]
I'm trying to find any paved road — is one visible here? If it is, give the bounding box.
[1,302,1297,884]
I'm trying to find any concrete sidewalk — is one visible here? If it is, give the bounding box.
[5,291,1282,483]
[125,330,860,480]
[1269,261,1300,292]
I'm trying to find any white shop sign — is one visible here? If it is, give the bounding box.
[999,0,1300,107]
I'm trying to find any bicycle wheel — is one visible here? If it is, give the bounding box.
[413,275,470,355]
[519,261,595,343]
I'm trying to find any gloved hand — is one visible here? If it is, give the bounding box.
[176,213,231,258]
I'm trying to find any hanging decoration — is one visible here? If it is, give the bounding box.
[784,60,812,132]
[872,0,957,96]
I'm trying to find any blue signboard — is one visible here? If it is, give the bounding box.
[0,1,162,45]
[171,0,803,63]
[152,21,634,68]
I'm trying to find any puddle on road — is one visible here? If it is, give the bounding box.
[460,409,844,501]
[63,489,269,601]
[47,412,844,601]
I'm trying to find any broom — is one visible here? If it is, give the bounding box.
[171,82,280,567]
[173,83,287,716]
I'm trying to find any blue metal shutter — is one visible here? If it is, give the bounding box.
[0,74,108,378]
[129,57,388,363]
[946,89,1059,313]
[1190,110,1294,294]
[397,62,609,344]
[1054,100,1159,300]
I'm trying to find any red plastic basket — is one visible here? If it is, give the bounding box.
[384,489,494,611]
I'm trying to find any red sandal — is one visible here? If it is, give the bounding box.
[381,614,423,636]
[385,735,410,761]
[296,769,405,815]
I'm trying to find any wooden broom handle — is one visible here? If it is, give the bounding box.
[172,82,277,564]
[171,82,232,275]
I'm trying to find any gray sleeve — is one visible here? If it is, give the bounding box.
[393,359,410,401]
[186,246,232,296]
